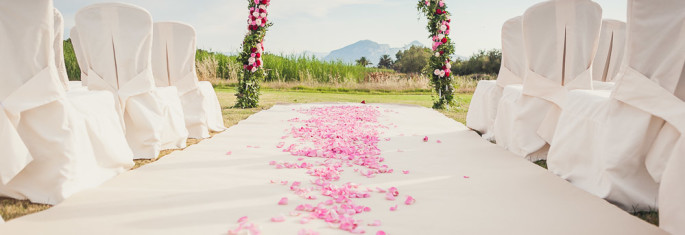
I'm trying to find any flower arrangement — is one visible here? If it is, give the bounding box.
[235,0,273,108]
[417,0,455,109]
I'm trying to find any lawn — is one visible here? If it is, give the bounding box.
[0,87,658,226]
[215,87,472,127]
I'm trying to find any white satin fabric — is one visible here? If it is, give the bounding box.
[76,3,188,159]
[547,0,685,224]
[592,20,626,83]
[0,0,133,205]
[151,22,226,138]
[494,0,601,160]
[53,8,69,90]
[69,27,89,86]
[466,16,525,142]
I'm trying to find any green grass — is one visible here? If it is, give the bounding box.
[194,50,394,84]
[216,88,472,127]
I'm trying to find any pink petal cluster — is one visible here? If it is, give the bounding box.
[228,216,260,235]
[243,42,265,73]
[268,106,416,233]
[431,20,451,51]
[433,60,452,78]
[247,1,270,30]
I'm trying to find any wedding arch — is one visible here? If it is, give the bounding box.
[235,0,456,109]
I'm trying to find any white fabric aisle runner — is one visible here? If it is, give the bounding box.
[0,104,664,235]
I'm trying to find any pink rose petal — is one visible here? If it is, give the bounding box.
[390,205,398,211]
[368,220,382,226]
[437,140,442,143]
[385,192,396,201]
[423,136,429,142]
[271,215,285,222]
[278,197,288,205]
[376,231,386,235]
[402,170,410,174]
[464,176,470,179]
[405,195,416,205]
[225,151,232,155]
[237,216,248,223]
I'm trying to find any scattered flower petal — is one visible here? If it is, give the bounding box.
[278,197,288,205]
[225,151,232,155]
[376,231,386,235]
[368,220,382,226]
[423,136,429,142]
[405,195,416,205]
[271,215,285,222]
[402,170,410,174]
[390,205,398,211]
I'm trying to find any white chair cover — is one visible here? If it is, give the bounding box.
[466,16,525,142]
[53,8,69,90]
[548,0,685,214]
[0,0,133,205]
[199,81,226,132]
[592,20,626,83]
[76,3,187,159]
[69,27,89,86]
[152,22,226,138]
[493,0,601,160]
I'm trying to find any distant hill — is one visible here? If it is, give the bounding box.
[324,40,427,65]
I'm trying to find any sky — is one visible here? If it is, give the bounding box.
[56,0,626,57]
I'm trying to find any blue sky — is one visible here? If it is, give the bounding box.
[56,0,626,57]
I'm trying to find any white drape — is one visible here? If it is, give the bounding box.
[69,27,89,86]
[592,20,626,83]
[466,16,525,142]
[76,3,187,159]
[52,8,69,90]
[547,0,685,218]
[494,0,601,160]
[0,0,133,205]
[151,22,226,138]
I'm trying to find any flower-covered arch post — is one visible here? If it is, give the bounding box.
[235,0,273,108]
[417,0,455,109]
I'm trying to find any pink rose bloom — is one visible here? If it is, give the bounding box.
[439,1,445,7]
[251,67,258,73]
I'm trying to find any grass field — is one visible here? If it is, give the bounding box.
[0,87,658,226]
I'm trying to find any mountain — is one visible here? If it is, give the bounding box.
[324,40,426,65]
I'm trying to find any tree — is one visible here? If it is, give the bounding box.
[393,45,431,74]
[450,49,501,76]
[356,57,372,67]
[377,54,393,69]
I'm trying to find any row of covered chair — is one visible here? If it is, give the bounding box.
[0,0,226,206]
[466,0,684,234]
[0,0,134,205]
